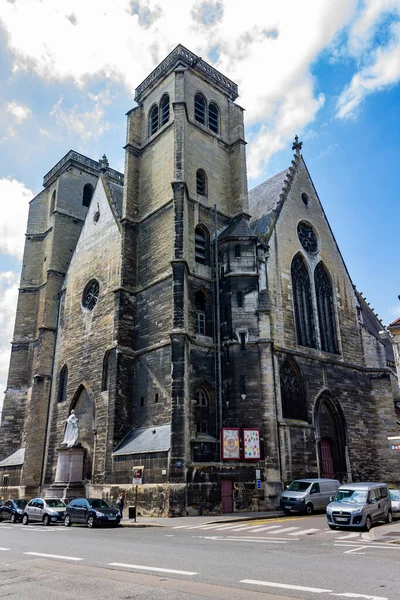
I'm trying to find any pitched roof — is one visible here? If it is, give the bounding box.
[218,214,253,240]
[112,425,171,456]
[389,317,400,328]
[249,168,289,238]
[356,291,395,364]
[105,178,123,217]
[0,447,25,467]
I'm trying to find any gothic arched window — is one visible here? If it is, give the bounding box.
[160,94,170,126]
[194,93,206,125]
[208,102,219,134]
[280,360,307,420]
[57,365,68,403]
[314,262,338,354]
[195,387,211,434]
[82,183,94,207]
[101,349,115,392]
[291,253,316,348]
[149,104,159,136]
[195,224,209,265]
[196,169,207,196]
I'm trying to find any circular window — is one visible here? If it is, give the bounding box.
[301,192,309,206]
[297,222,318,254]
[93,210,100,224]
[82,279,100,311]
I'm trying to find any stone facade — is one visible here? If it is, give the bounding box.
[0,45,398,514]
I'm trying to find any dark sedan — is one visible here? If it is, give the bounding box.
[0,499,28,523]
[65,498,120,528]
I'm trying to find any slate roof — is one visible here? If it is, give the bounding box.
[112,425,171,456]
[249,168,288,237]
[104,177,123,218]
[356,291,395,364]
[0,447,25,467]
[218,214,253,240]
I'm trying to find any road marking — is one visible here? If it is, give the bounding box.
[172,525,188,529]
[336,533,361,540]
[330,594,388,599]
[0,526,13,529]
[0,548,10,551]
[343,546,368,554]
[194,535,286,543]
[24,552,83,561]
[269,526,301,534]
[241,579,332,593]
[246,525,284,533]
[222,524,262,531]
[289,528,321,536]
[109,563,197,576]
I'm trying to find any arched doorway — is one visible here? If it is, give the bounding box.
[71,384,95,481]
[315,393,348,481]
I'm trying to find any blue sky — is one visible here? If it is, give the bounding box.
[1,0,400,411]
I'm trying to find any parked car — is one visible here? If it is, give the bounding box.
[22,497,67,525]
[65,498,120,528]
[326,482,392,530]
[280,478,340,515]
[389,489,400,514]
[0,499,28,523]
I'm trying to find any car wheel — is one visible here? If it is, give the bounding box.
[22,514,29,525]
[328,524,337,530]
[305,503,314,516]
[0,514,2,522]
[64,515,72,527]
[283,509,291,515]
[386,510,393,524]
[364,515,372,531]
[43,514,51,526]
[87,516,95,528]
[10,514,17,524]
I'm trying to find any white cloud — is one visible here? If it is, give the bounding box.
[6,100,32,123]
[336,2,400,119]
[50,90,111,142]
[0,178,32,259]
[0,271,19,420]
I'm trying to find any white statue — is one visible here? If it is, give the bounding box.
[61,410,79,448]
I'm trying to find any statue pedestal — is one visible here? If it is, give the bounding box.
[55,446,85,483]
[47,446,86,500]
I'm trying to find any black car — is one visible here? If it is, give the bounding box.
[0,499,28,523]
[65,498,120,528]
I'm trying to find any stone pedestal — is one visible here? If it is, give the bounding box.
[55,446,85,483]
[46,445,86,499]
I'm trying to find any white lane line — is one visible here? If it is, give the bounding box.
[24,552,83,561]
[330,594,388,599]
[289,528,320,536]
[213,523,254,530]
[336,533,361,540]
[172,525,188,529]
[0,548,10,551]
[241,579,332,593]
[109,563,197,576]
[246,525,283,533]
[224,538,286,544]
[269,526,301,535]
[223,524,263,532]
[343,546,368,555]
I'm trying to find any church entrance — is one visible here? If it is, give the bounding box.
[72,385,95,481]
[315,393,348,481]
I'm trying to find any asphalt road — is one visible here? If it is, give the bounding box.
[0,514,399,600]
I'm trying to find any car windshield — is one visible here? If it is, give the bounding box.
[334,489,367,504]
[287,481,311,492]
[89,499,110,509]
[390,490,400,501]
[14,500,27,508]
[46,499,66,508]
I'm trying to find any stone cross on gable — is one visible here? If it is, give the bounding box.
[292,135,303,156]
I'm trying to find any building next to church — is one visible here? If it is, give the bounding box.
[0,45,399,515]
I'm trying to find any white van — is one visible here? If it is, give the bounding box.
[280,478,340,515]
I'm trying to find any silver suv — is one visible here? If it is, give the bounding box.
[22,497,67,526]
[326,482,392,531]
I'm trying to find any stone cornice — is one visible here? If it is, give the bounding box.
[134,44,238,103]
[43,150,124,187]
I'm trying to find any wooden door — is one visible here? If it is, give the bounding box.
[221,479,233,513]
[320,437,334,479]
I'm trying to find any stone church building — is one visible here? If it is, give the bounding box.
[0,45,399,515]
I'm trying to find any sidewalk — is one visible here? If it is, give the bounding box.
[364,517,400,543]
[120,510,285,527]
